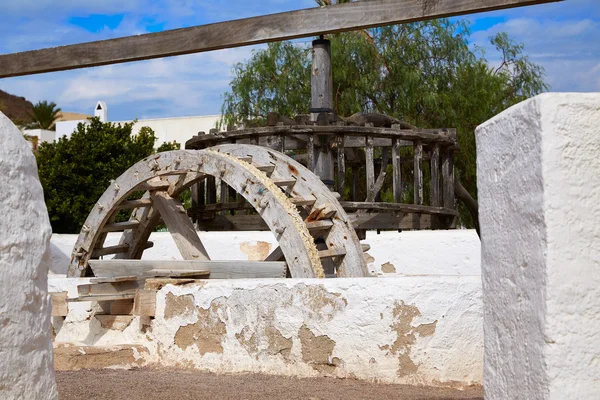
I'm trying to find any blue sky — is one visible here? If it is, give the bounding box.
[0,0,598,121]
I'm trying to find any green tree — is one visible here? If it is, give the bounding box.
[37,117,157,233]
[28,100,62,130]
[220,19,548,228]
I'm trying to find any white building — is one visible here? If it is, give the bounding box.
[55,101,222,149]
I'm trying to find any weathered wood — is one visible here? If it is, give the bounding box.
[341,201,459,216]
[337,135,345,198]
[272,179,297,187]
[206,176,217,204]
[69,150,324,278]
[350,212,443,230]
[116,199,153,210]
[0,0,561,78]
[88,260,288,279]
[67,293,136,302]
[318,248,347,259]
[110,300,134,315]
[442,149,455,209]
[92,242,154,258]
[213,144,368,277]
[366,148,389,202]
[392,138,402,203]
[414,141,423,205]
[151,191,211,260]
[311,38,333,112]
[187,125,457,149]
[146,269,211,278]
[430,144,441,207]
[365,136,375,201]
[265,246,285,262]
[78,281,140,296]
[101,221,140,233]
[133,290,156,317]
[307,135,315,171]
[51,292,68,317]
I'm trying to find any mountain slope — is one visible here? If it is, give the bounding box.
[0,89,34,125]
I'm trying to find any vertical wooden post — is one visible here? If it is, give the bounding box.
[366,135,375,201]
[414,141,423,205]
[430,144,441,207]
[311,37,333,113]
[311,37,335,190]
[337,135,345,198]
[206,176,217,204]
[307,135,315,171]
[352,168,359,201]
[392,138,402,203]
[442,148,455,209]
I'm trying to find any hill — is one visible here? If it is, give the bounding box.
[0,89,34,125]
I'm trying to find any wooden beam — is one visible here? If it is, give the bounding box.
[0,0,561,78]
[88,259,288,279]
[151,191,211,261]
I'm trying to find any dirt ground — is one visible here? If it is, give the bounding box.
[56,368,483,400]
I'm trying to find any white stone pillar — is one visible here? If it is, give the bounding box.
[0,112,58,399]
[476,93,600,399]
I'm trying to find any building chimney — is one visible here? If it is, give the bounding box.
[95,101,108,122]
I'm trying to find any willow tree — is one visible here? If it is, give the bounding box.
[220,19,547,228]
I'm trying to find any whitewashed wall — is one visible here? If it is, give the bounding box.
[49,229,482,387]
[0,113,58,399]
[48,230,480,277]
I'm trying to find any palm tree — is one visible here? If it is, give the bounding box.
[28,100,62,130]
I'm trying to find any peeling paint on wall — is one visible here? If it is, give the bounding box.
[380,301,438,377]
[381,262,396,273]
[240,241,272,260]
[174,301,227,355]
[299,324,340,373]
[164,293,195,320]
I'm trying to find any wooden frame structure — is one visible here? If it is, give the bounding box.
[0,0,561,78]
[1,0,561,281]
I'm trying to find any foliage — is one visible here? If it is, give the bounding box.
[220,18,548,228]
[157,140,181,152]
[37,117,157,233]
[28,100,62,130]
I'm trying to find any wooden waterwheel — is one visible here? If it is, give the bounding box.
[68,145,368,279]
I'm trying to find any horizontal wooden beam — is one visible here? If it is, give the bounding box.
[89,259,288,279]
[0,0,561,78]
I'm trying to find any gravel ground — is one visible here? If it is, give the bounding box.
[56,368,483,400]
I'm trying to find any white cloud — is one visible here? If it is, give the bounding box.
[470,16,600,92]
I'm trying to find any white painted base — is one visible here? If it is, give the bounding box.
[50,275,483,388]
[477,93,600,399]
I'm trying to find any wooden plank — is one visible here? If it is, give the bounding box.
[430,144,441,207]
[116,199,153,210]
[133,290,156,317]
[92,241,153,258]
[272,179,296,187]
[366,147,389,202]
[365,136,375,201]
[306,220,334,231]
[110,299,134,315]
[0,0,561,78]
[414,141,423,205]
[51,292,68,317]
[101,221,140,233]
[392,138,402,203]
[442,148,455,209]
[341,201,459,216]
[147,269,210,278]
[206,176,217,204]
[291,198,316,207]
[318,248,347,259]
[78,281,140,296]
[187,125,457,147]
[89,260,288,279]
[151,191,211,260]
[307,135,315,171]
[67,293,136,302]
[337,135,345,198]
